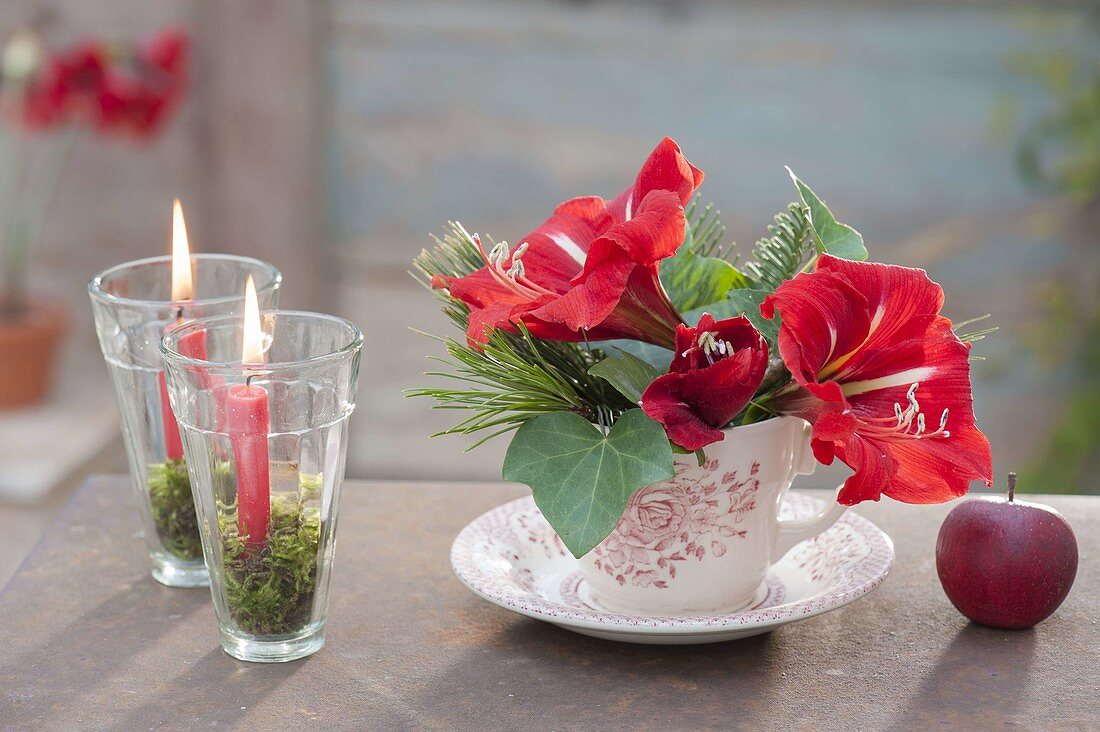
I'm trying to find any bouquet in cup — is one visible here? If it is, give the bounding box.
[412,138,994,558]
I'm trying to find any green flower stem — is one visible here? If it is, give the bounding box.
[1,126,78,315]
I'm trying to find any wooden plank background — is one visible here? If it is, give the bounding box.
[0,0,1094,493]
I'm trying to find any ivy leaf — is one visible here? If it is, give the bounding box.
[659,246,747,312]
[787,167,867,261]
[684,288,779,346]
[503,409,674,558]
[589,351,662,404]
[590,339,672,371]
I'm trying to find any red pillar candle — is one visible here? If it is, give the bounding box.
[228,381,270,546]
[160,328,207,461]
[161,199,202,461]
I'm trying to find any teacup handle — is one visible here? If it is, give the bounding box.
[770,421,848,562]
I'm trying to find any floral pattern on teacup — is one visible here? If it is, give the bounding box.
[591,460,760,588]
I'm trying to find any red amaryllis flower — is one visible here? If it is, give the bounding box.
[433,137,703,348]
[18,29,188,139]
[641,313,769,451]
[20,41,108,130]
[96,29,188,139]
[761,254,993,505]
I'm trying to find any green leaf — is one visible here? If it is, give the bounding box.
[590,339,672,371]
[659,246,747,312]
[589,351,662,404]
[787,168,867,261]
[683,288,779,345]
[503,409,675,558]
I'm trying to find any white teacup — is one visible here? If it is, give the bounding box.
[578,416,846,615]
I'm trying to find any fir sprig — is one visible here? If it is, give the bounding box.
[743,203,813,290]
[412,221,485,288]
[409,324,634,448]
[410,221,634,445]
[685,195,730,259]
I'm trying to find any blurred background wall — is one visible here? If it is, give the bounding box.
[0,0,1096,580]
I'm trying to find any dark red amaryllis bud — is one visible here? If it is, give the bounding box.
[641,313,769,451]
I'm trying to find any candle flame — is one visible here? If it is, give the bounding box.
[241,275,265,365]
[171,198,194,301]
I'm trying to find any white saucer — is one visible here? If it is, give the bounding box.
[451,493,894,644]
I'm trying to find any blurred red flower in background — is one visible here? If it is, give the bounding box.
[13,27,188,139]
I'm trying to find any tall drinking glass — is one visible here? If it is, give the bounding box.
[162,311,362,662]
[89,255,281,587]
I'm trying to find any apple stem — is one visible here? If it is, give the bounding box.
[1007,472,1017,502]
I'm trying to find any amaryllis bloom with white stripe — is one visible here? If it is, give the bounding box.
[433,137,702,348]
[761,255,993,505]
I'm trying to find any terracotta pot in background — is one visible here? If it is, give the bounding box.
[0,298,68,408]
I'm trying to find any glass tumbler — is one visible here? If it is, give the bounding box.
[161,311,362,663]
[89,255,281,587]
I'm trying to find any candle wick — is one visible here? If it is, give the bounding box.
[246,373,256,389]
[174,306,184,320]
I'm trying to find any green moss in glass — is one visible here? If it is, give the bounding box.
[218,475,323,636]
[147,459,202,561]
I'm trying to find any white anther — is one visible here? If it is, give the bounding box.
[916,413,926,435]
[512,242,529,260]
[507,259,526,279]
[939,408,949,431]
[489,241,510,266]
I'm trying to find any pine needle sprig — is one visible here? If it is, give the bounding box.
[743,203,812,291]
[954,314,998,344]
[685,195,731,259]
[408,324,635,448]
[411,221,485,289]
[410,220,634,446]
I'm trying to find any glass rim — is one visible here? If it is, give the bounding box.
[88,253,283,308]
[161,310,363,372]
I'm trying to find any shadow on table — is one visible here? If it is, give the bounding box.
[0,580,207,720]
[410,617,790,727]
[889,622,1037,730]
[111,647,304,730]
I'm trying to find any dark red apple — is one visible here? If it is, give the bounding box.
[936,473,1078,630]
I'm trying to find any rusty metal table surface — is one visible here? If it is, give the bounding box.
[0,476,1096,731]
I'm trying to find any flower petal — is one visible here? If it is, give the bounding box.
[642,315,768,448]
[641,373,726,451]
[677,349,767,428]
[608,136,704,221]
[518,196,611,291]
[580,190,686,277]
[762,269,870,401]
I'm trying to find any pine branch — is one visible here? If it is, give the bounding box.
[407,324,635,448]
[411,221,486,289]
[743,203,812,291]
[685,195,731,260]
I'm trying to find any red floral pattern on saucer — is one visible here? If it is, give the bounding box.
[451,493,894,645]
